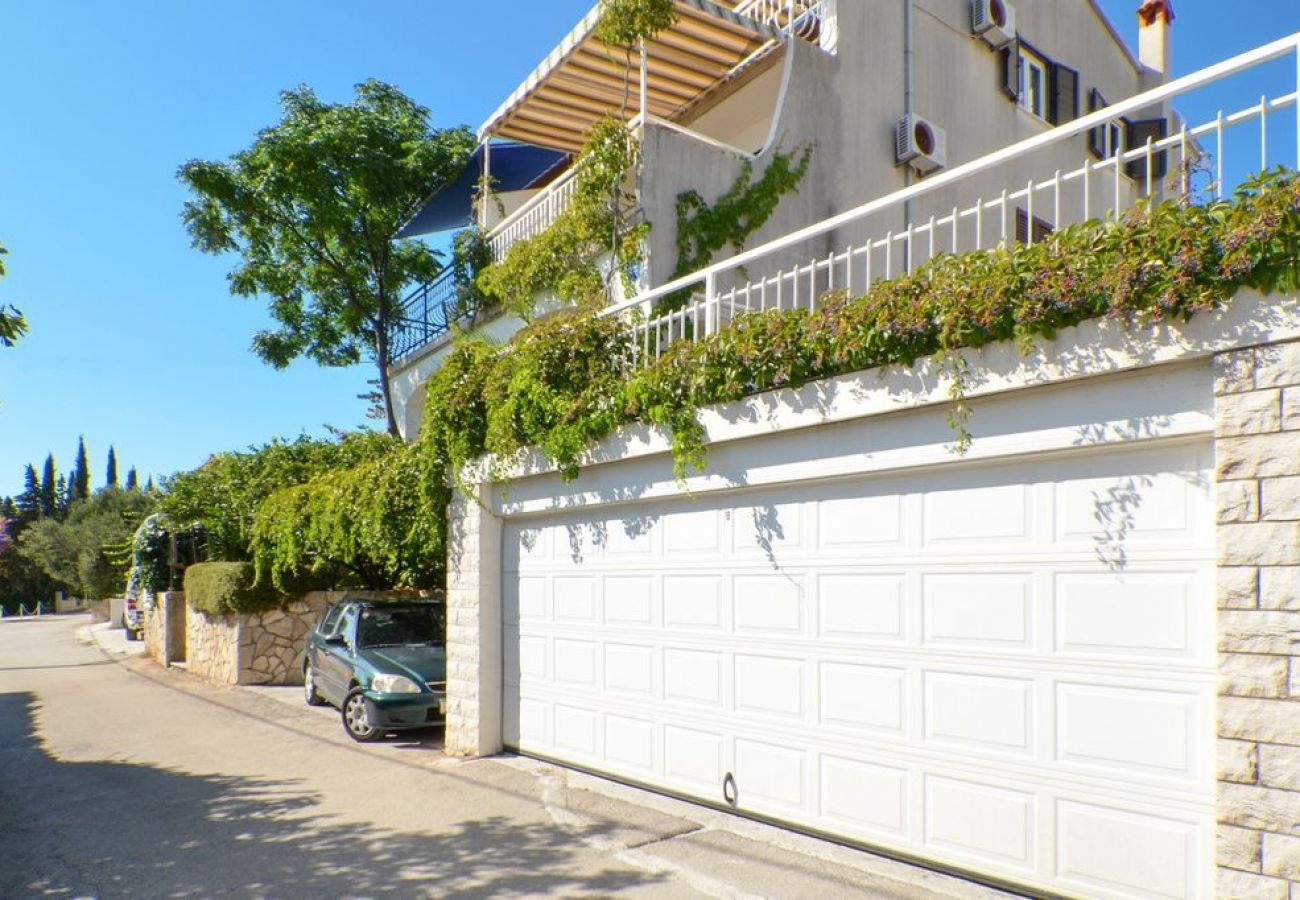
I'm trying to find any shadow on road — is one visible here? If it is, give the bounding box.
[0,691,666,898]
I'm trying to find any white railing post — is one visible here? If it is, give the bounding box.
[705,271,717,337]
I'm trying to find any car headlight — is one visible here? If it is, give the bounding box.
[371,674,422,694]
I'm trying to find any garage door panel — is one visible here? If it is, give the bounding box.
[1054,570,1206,661]
[816,574,907,641]
[922,573,1035,650]
[504,440,1214,897]
[924,672,1036,757]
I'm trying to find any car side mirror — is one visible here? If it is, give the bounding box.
[324,633,347,647]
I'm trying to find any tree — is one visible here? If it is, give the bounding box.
[72,436,90,502]
[125,467,138,491]
[105,446,118,489]
[16,465,40,521]
[39,455,57,519]
[18,488,155,599]
[0,243,26,349]
[178,81,476,435]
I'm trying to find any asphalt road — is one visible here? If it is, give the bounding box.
[0,615,1008,899]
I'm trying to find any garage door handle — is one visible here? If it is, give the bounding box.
[722,772,738,807]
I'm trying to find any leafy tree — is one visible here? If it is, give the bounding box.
[178,81,476,435]
[0,243,26,349]
[105,446,118,489]
[0,517,12,557]
[39,455,57,519]
[72,436,90,501]
[161,431,398,561]
[18,488,155,599]
[125,467,138,491]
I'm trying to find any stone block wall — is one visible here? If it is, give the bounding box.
[143,596,167,666]
[186,603,242,685]
[1214,338,1300,896]
[445,488,502,757]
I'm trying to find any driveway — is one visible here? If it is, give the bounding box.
[0,615,1012,899]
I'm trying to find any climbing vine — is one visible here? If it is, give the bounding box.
[671,147,813,287]
[252,169,1300,591]
[477,118,648,318]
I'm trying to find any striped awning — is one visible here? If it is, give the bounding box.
[478,0,783,153]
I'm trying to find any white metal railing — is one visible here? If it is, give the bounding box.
[603,31,1300,364]
[487,162,584,260]
[734,0,825,42]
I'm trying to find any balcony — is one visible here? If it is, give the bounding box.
[390,0,836,367]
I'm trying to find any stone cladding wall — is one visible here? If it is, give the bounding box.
[1214,338,1300,897]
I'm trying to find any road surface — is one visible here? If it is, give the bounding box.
[0,615,1006,899]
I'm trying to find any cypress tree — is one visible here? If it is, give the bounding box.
[56,474,70,516]
[72,437,90,501]
[39,455,57,518]
[105,446,118,489]
[16,464,40,520]
[124,467,138,491]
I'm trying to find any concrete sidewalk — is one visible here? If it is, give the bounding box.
[78,615,1015,900]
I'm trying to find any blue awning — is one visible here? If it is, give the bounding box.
[396,142,570,239]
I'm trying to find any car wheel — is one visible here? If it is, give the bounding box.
[342,688,380,742]
[303,661,325,707]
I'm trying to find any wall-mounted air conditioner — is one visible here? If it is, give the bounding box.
[971,0,1015,49]
[895,114,947,175]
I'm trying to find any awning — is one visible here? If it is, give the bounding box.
[478,0,783,153]
[396,142,569,239]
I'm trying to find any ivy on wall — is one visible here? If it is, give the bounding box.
[253,169,1300,591]
[477,119,648,319]
[671,148,813,290]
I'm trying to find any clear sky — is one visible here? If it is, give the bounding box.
[1,1,1297,497]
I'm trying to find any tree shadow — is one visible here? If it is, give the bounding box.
[0,692,666,898]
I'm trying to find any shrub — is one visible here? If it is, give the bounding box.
[183,561,281,617]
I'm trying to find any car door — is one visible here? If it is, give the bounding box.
[315,603,358,705]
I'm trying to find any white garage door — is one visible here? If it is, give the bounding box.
[503,440,1215,898]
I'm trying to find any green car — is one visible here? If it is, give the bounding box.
[303,598,447,742]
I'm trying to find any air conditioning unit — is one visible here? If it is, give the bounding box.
[895,114,947,175]
[971,0,1015,48]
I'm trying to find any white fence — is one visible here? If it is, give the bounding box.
[487,163,584,261]
[601,32,1300,363]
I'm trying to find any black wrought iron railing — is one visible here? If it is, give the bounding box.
[387,268,478,365]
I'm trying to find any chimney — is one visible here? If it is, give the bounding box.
[1137,0,1174,75]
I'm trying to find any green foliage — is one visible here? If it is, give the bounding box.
[0,243,26,348]
[477,118,647,318]
[177,80,476,434]
[17,488,157,599]
[670,148,812,303]
[595,0,677,47]
[249,440,442,594]
[161,432,398,562]
[184,561,282,617]
[415,167,1300,491]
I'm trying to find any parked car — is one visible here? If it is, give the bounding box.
[303,598,447,742]
[123,595,144,641]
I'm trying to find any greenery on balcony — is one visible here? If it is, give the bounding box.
[249,168,1300,591]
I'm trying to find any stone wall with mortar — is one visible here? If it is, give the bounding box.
[1214,338,1300,897]
[183,590,433,688]
[444,489,502,757]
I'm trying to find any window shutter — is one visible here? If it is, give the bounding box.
[1050,64,1079,125]
[1001,39,1021,102]
[1088,89,1107,159]
[1125,117,1169,183]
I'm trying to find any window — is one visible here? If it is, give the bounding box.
[1019,45,1049,119]
[1016,208,1053,245]
[1088,89,1122,159]
[319,603,345,636]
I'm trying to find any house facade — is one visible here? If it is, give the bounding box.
[388,0,1169,440]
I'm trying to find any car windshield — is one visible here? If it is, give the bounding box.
[356,606,445,649]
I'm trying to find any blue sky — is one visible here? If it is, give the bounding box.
[0,1,1296,497]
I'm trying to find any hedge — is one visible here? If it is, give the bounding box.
[183,561,282,617]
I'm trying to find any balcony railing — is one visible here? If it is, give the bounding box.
[601,31,1300,364]
[486,163,583,261]
[387,267,476,365]
[733,0,825,43]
